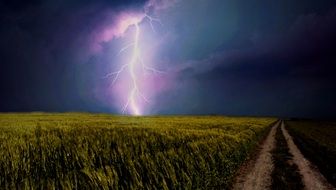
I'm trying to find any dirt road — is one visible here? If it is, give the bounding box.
[281,121,334,190]
[232,120,335,190]
[232,121,279,190]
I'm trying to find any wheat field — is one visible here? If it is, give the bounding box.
[0,113,275,189]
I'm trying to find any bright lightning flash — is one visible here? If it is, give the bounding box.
[104,14,163,115]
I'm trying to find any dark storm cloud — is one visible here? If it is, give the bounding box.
[0,0,148,112]
[165,7,336,118]
[1,0,336,118]
[195,8,336,82]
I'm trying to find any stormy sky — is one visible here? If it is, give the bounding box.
[1,0,336,118]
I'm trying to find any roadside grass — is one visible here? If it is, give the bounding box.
[0,113,275,189]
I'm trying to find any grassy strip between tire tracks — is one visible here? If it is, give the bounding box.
[271,124,304,190]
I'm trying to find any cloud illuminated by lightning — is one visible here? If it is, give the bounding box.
[104,13,163,115]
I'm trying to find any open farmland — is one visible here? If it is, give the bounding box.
[0,113,275,189]
[286,120,336,186]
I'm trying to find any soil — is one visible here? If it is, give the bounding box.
[232,121,279,190]
[232,120,335,190]
[281,122,335,190]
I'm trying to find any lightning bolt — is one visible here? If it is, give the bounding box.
[104,14,163,115]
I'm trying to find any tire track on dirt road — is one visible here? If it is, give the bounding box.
[281,121,335,190]
[232,121,279,190]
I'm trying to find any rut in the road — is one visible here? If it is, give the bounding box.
[281,122,335,190]
[232,121,279,190]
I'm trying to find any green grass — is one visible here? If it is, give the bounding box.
[286,120,336,186]
[0,113,275,189]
